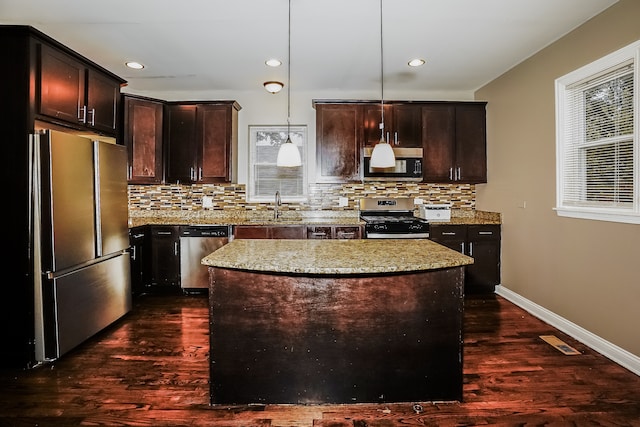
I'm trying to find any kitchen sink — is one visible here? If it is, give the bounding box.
[247,217,304,223]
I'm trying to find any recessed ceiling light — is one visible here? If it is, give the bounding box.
[265,58,282,67]
[125,61,145,70]
[408,58,425,67]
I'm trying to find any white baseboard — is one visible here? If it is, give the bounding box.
[495,285,640,376]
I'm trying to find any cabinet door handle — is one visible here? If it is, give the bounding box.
[131,246,137,261]
[456,167,461,181]
[78,105,87,124]
[174,242,179,256]
[394,132,398,145]
[190,167,195,181]
[310,232,327,238]
[442,232,457,236]
[461,242,465,254]
[469,242,473,256]
[88,108,96,126]
[156,231,172,235]
[478,231,494,235]
[337,232,356,238]
[449,167,453,180]
[128,166,132,180]
[199,167,203,180]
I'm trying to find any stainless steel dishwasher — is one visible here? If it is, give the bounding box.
[179,225,230,293]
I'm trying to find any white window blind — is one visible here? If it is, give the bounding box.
[555,41,640,224]
[248,125,307,202]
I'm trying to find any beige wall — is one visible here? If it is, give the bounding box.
[476,0,640,357]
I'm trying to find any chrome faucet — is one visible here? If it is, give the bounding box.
[274,191,281,220]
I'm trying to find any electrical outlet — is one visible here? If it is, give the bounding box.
[202,196,214,208]
[338,197,349,207]
[414,198,424,205]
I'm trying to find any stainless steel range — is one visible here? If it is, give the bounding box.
[359,197,430,239]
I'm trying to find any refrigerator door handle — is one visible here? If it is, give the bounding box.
[29,133,47,362]
[94,144,103,258]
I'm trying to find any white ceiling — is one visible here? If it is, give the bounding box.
[0,0,618,98]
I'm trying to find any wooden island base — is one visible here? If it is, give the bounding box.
[208,266,464,405]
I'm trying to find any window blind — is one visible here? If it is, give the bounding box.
[249,126,307,201]
[561,63,634,209]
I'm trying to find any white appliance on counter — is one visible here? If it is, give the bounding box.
[417,204,452,222]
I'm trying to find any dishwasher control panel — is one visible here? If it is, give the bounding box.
[180,226,229,238]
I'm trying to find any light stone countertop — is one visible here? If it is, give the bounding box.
[128,209,501,228]
[201,238,474,275]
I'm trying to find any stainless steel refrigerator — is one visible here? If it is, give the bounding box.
[30,129,132,362]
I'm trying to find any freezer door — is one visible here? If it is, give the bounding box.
[41,130,97,272]
[95,142,130,256]
[45,253,132,359]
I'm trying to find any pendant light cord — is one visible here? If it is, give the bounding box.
[379,0,385,141]
[287,0,291,139]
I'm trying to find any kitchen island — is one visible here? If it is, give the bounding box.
[202,239,473,405]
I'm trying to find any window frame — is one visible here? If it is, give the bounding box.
[555,40,640,224]
[247,124,308,203]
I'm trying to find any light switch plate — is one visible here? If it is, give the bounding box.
[202,196,214,208]
[338,197,349,207]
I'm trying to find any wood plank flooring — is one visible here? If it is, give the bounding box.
[0,293,639,426]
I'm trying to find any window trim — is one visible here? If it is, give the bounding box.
[555,40,640,225]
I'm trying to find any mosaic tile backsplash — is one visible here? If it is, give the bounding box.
[128,182,476,212]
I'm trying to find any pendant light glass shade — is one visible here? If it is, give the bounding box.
[369,0,395,169]
[369,138,396,168]
[276,0,302,167]
[277,137,302,167]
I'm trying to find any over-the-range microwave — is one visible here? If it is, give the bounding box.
[362,147,423,181]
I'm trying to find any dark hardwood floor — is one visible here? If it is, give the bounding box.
[1,293,639,426]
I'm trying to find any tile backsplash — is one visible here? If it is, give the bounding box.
[128,182,475,212]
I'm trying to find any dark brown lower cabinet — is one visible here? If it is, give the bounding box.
[307,225,363,239]
[128,226,148,296]
[148,225,181,290]
[429,224,500,294]
[209,266,464,404]
[233,225,306,239]
[234,225,363,240]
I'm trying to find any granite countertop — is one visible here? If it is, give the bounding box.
[128,210,363,228]
[201,238,474,275]
[128,209,501,228]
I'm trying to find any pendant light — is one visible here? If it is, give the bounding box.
[369,0,396,169]
[276,0,302,167]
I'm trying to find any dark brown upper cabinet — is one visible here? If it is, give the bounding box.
[38,43,123,135]
[314,100,487,184]
[422,102,487,184]
[315,102,363,183]
[363,103,422,148]
[123,95,164,184]
[454,103,487,183]
[164,101,240,184]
